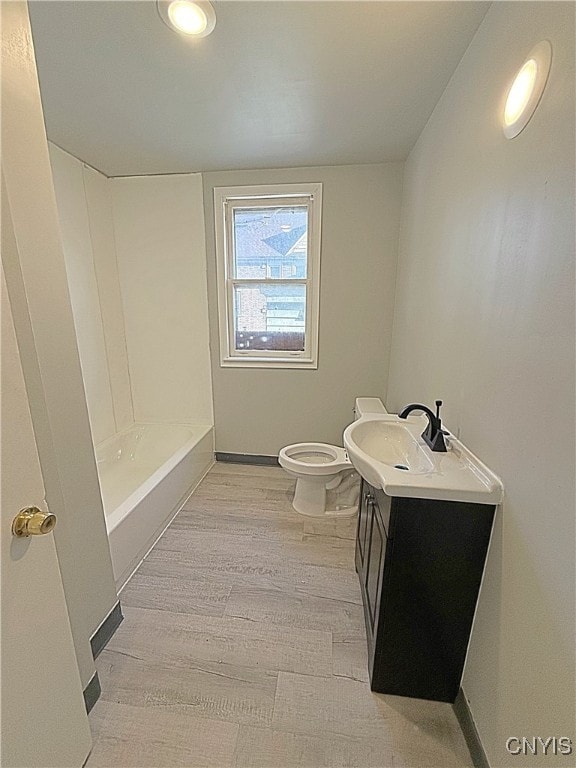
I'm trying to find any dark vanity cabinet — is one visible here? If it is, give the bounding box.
[355,479,495,703]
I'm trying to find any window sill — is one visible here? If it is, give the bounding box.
[220,356,318,370]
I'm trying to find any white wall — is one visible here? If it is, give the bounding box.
[48,144,133,443]
[203,163,403,455]
[111,174,213,426]
[387,3,575,765]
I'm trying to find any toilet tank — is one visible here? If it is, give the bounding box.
[354,397,388,420]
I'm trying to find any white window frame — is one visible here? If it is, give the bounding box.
[214,183,322,369]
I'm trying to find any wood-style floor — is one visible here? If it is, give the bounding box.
[87,463,473,768]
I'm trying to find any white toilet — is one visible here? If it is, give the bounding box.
[279,398,388,517]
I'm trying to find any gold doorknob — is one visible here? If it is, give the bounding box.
[12,506,57,537]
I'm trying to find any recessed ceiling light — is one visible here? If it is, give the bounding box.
[503,41,552,139]
[157,0,216,38]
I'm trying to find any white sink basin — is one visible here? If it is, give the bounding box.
[343,415,503,505]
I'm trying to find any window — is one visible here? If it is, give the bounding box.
[214,183,322,368]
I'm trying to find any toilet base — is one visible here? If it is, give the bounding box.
[292,477,357,518]
[292,477,326,516]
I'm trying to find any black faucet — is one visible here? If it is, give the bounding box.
[398,400,447,452]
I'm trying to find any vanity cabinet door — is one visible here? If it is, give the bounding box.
[355,480,371,572]
[365,496,386,630]
[356,481,496,702]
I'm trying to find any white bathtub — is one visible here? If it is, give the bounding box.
[96,423,214,589]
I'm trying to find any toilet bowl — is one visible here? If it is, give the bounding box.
[279,397,388,517]
[278,443,355,517]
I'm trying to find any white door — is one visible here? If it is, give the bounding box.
[1,1,93,765]
[1,255,93,766]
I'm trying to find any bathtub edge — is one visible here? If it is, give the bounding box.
[113,429,215,591]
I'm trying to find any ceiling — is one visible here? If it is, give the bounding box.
[29,1,489,177]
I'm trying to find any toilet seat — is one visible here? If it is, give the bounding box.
[278,442,351,476]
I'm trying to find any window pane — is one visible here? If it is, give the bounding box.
[233,206,308,279]
[233,283,306,351]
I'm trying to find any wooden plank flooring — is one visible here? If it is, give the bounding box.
[87,464,473,768]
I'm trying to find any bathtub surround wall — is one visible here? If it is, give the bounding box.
[203,163,403,456]
[83,165,133,433]
[49,144,133,443]
[48,145,120,443]
[387,3,575,766]
[111,174,213,427]
[49,152,213,435]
